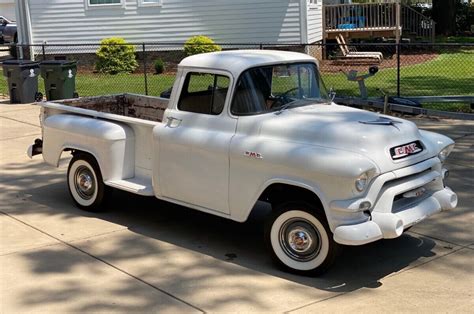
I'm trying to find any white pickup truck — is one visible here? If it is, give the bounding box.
[28,50,458,275]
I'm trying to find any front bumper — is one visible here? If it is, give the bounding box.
[331,157,457,246]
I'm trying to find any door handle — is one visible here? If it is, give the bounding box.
[166,116,182,127]
[167,116,182,122]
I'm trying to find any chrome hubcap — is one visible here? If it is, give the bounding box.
[74,166,95,200]
[288,229,313,252]
[279,218,321,262]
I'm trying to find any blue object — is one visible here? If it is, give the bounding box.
[338,23,357,29]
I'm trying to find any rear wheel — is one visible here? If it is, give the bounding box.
[67,153,108,211]
[265,201,339,276]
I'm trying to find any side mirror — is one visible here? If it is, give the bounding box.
[369,66,379,75]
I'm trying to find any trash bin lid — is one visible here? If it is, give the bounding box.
[40,60,76,66]
[2,59,40,67]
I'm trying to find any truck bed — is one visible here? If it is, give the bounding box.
[55,93,168,123]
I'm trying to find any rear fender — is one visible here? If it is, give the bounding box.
[42,114,135,181]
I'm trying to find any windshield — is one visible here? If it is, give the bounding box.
[231,62,329,115]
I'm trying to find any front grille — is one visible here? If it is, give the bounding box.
[392,192,430,213]
[384,165,437,214]
[387,168,432,186]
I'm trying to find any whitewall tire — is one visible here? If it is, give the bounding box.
[265,202,339,275]
[67,153,107,211]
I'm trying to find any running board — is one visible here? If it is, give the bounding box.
[105,177,154,196]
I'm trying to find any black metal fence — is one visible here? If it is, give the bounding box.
[1,42,473,112]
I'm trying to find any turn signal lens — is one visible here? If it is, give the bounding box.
[439,144,454,163]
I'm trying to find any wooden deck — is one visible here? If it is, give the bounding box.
[322,1,434,42]
[325,26,401,40]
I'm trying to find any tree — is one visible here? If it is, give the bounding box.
[432,0,457,35]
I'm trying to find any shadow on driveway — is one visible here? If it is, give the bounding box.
[7,175,448,294]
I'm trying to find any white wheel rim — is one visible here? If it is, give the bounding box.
[68,160,98,207]
[270,210,329,271]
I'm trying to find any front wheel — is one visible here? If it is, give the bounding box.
[67,153,108,211]
[265,202,339,276]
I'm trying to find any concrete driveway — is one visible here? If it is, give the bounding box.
[1,102,473,313]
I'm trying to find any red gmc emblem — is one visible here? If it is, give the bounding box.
[391,141,422,160]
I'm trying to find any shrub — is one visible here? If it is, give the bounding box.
[95,37,138,74]
[183,35,222,56]
[154,58,165,74]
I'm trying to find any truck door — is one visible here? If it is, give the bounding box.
[154,70,236,214]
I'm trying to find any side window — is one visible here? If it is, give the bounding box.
[178,72,230,115]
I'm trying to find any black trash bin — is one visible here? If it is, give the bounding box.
[40,60,77,100]
[2,60,40,103]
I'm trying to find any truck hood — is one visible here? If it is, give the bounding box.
[258,103,443,173]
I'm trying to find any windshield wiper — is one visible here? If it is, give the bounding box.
[274,98,326,115]
[274,100,300,115]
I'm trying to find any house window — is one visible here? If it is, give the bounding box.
[139,0,162,6]
[89,0,121,5]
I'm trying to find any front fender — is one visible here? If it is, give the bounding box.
[419,129,455,155]
[228,137,378,225]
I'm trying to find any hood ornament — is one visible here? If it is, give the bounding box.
[359,117,402,130]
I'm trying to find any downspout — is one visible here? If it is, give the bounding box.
[25,0,35,60]
[15,0,34,60]
[300,0,309,53]
[14,0,23,58]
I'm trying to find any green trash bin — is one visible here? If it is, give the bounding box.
[40,60,77,100]
[2,60,40,103]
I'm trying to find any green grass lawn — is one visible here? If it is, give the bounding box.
[1,50,473,112]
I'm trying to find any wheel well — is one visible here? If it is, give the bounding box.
[259,183,324,210]
[65,148,95,162]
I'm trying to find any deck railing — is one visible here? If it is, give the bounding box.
[401,4,435,42]
[324,2,398,32]
[323,2,435,42]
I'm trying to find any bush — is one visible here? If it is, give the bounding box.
[154,59,165,74]
[95,37,138,74]
[183,35,222,56]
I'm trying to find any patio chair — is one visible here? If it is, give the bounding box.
[336,34,383,60]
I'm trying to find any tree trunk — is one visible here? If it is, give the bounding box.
[432,0,457,35]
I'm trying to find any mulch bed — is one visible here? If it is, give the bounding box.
[319,53,439,73]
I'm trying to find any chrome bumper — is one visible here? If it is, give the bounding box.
[331,157,457,246]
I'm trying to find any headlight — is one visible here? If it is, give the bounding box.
[355,172,369,192]
[438,144,454,162]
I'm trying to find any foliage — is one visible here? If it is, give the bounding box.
[95,37,138,74]
[415,1,474,35]
[154,59,165,74]
[455,1,474,34]
[183,35,222,56]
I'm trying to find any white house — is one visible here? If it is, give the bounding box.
[0,0,16,20]
[15,0,324,45]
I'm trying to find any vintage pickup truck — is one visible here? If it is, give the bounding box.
[28,50,458,275]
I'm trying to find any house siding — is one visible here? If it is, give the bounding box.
[307,3,323,43]
[28,0,304,45]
